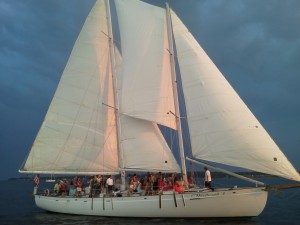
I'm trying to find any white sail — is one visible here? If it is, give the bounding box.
[171,10,300,181]
[115,0,176,130]
[120,115,180,172]
[21,0,118,174]
[113,25,180,173]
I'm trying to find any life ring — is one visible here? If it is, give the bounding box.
[44,189,50,196]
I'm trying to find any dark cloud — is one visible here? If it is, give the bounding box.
[0,1,94,113]
[0,0,95,179]
[0,0,299,180]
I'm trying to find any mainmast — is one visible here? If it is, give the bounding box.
[105,0,126,188]
[166,3,188,187]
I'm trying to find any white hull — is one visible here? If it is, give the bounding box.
[35,187,267,217]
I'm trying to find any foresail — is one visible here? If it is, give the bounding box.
[21,0,118,174]
[112,9,180,173]
[115,0,176,130]
[171,10,300,181]
[120,115,180,173]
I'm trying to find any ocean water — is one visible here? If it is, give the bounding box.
[0,177,299,225]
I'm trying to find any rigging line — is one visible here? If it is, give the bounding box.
[167,109,187,175]
[105,0,124,183]
[99,106,116,172]
[176,71,193,159]
[98,73,105,174]
[98,47,119,174]
[187,157,265,186]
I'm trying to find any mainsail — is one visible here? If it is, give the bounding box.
[171,9,300,182]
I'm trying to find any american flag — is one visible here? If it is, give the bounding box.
[34,175,40,185]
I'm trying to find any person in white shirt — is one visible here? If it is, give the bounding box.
[106,175,114,194]
[204,167,212,188]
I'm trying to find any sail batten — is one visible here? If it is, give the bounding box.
[171,9,300,181]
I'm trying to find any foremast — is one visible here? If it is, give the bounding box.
[165,3,188,187]
[105,0,125,187]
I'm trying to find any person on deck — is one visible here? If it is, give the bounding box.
[59,180,67,196]
[54,180,60,194]
[90,175,99,197]
[131,174,139,192]
[174,177,184,193]
[69,180,75,196]
[188,176,195,188]
[106,175,114,195]
[204,167,213,189]
[145,174,153,195]
[139,177,147,196]
[157,173,164,192]
[75,177,83,197]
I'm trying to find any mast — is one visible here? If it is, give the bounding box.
[166,3,188,187]
[105,0,125,188]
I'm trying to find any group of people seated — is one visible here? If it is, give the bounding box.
[53,177,88,197]
[125,172,195,196]
[51,173,196,197]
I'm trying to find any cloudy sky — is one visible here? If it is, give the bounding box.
[0,0,299,180]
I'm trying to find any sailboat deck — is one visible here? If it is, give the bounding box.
[40,186,265,199]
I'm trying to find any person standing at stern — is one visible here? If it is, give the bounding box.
[204,167,212,189]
